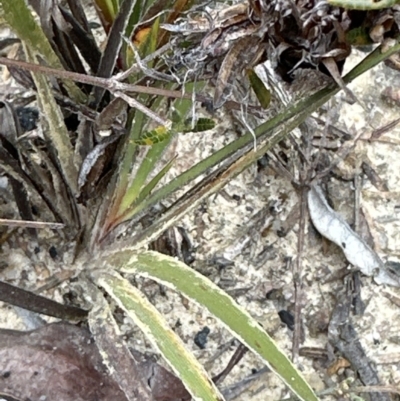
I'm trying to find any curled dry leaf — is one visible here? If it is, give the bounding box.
[77,135,120,202]
[213,36,262,109]
[307,185,400,286]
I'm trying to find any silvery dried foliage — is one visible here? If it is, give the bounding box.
[163,0,400,107]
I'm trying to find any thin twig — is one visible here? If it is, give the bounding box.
[280,383,400,401]
[122,38,177,82]
[0,218,64,229]
[115,43,172,82]
[0,57,264,115]
[292,187,307,359]
[222,366,270,401]
[213,343,248,385]
[369,116,400,141]
[292,123,313,359]
[113,90,171,127]
[0,281,87,321]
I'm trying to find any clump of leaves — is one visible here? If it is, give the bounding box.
[0,0,400,400]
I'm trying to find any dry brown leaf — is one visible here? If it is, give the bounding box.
[0,323,129,401]
[0,322,199,401]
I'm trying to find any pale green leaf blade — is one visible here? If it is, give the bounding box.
[105,249,319,401]
[125,156,176,214]
[327,0,398,9]
[95,270,225,401]
[119,132,172,212]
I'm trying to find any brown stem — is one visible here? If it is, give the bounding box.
[0,281,87,322]
[0,57,263,115]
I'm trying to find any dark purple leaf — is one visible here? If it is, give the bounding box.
[0,323,197,401]
[0,323,129,401]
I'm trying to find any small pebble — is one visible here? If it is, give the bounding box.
[278,310,295,331]
[49,246,58,260]
[194,327,210,349]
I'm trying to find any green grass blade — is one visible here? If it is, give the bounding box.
[117,81,201,214]
[115,109,144,199]
[140,16,160,58]
[94,0,119,25]
[119,136,172,212]
[123,156,176,218]
[104,250,320,401]
[123,103,316,248]
[328,0,398,9]
[95,270,225,401]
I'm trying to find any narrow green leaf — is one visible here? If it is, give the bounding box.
[125,0,145,39]
[141,16,160,58]
[117,81,202,215]
[95,270,225,401]
[247,69,271,109]
[94,0,119,25]
[116,156,176,225]
[116,109,144,197]
[328,0,398,9]
[184,118,216,133]
[127,156,176,210]
[119,132,172,212]
[105,250,320,401]
[125,41,400,221]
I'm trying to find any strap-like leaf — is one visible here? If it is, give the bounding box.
[103,249,320,401]
[328,0,398,9]
[95,270,225,401]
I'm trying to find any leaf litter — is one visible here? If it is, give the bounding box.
[307,185,400,287]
